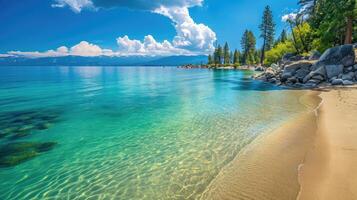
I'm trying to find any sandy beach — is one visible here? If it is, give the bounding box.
[298,88,357,200]
[202,88,357,200]
[201,91,321,200]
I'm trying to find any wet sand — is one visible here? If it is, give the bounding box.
[298,88,357,200]
[201,91,321,200]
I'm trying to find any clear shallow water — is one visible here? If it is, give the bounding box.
[0,66,307,200]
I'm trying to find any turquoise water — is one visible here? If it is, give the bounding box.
[0,66,306,200]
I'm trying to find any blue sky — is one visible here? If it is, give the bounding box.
[0,0,298,57]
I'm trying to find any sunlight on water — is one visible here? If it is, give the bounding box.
[0,66,307,199]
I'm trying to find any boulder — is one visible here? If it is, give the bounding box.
[270,63,279,70]
[325,65,344,79]
[311,66,326,77]
[341,72,355,81]
[309,50,321,60]
[295,69,310,81]
[281,72,293,82]
[343,80,354,85]
[287,77,298,84]
[345,66,353,73]
[312,75,325,81]
[269,78,277,84]
[353,64,357,71]
[283,60,313,74]
[318,44,355,67]
[331,79,343,85]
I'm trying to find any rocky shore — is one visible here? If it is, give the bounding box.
[255,44,357,88]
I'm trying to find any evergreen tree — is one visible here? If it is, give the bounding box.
[299,0,356,46]
[259,5,275,65]
[214,45,223,65]
[223,42,230,64]
[233,49,240,64]
[208,54,213,65]
[279,29,288,43]
[241,30,257,65]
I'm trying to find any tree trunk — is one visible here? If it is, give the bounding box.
[344,16,353,44]
[261,39,266,65]
[289,23,300,54]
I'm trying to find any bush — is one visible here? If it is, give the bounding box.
[264,41,296,66]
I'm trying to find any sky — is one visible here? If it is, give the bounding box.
[0,0,299,58]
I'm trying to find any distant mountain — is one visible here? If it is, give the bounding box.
[0,55,208,66]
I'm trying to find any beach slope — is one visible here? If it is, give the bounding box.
[298,88,357,200]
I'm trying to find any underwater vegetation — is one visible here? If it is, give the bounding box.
[0,109,61,168]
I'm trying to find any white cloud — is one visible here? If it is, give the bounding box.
[4,39,197,58]
[116,35,194,56]
[282,13,297,22]
[5,41,115,58]
[154,6,216,53]
[52,0,93,13]
[51,0,216,56]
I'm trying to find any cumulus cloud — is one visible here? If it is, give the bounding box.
[5,41,114,58]
[51,0,94,13]
[116,35,193,56]
[51,0,216,55]
[282,13,297,22]
[3,39,196,58]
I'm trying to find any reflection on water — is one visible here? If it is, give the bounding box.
[0,66,307,199]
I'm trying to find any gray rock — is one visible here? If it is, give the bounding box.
[342,72,355,81]
[312,75,325,81]
[303,74,312,83]
[287,76,298,84]
[354,64,357,71]
[281,72,292,82]
[309,50,321,60]
[284,61,313,74]
[295,69,310,81]
[345,66,353,73]
[270,63,279,70]
[325,65,344,79]
[343,80,354,85]
[331,79,343,85]
[269,78,277,84]
[311,66,326,77]
[307,79,321,84]
[318,44,355,67]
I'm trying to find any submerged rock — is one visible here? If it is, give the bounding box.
[0,142,57,167]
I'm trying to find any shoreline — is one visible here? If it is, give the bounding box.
[298,87,357,200]
[201,90,322,200]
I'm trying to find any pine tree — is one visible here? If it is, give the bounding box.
[223,42,230,64]
[259,5,275,65]
[241,30,257,65]
[233,50,240,64]
[214,45,223,65]
[208,54,213,65]
[279,29,287,43]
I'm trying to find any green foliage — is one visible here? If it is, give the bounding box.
[223,42,230,64]
[299,0,356,48]
[259,5,275,64]
[292,22,314,53]
[213,45,223,65]
[207,54,213,65]
[233,50,240,64]
[264,41,296,66]
[241,30,257,65]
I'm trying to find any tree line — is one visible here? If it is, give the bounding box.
[208,0,356,67]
